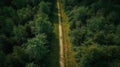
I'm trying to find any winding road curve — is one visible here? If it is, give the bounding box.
[57,0,64,67]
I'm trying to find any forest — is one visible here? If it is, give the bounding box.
[0,0,55,67]
[0,0,120,67]
[62,0,120,67]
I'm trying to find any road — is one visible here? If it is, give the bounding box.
[57,0,64,67]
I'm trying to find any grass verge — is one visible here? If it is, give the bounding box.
[60,3,79,67]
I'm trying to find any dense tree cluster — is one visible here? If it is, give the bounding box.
[62,0,120,67]
[0,0,54,67]
[76,45,120,67]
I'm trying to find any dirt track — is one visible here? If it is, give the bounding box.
[57,0,64,67]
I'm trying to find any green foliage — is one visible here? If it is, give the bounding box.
[70,27,86,46]
[63,0,120,66]
[17,7,33,24]
[0,7,16,18]
[0,17,14,36]
[30,13,53,38]
[62,0,79,10]
[76,45,120,67]
[26,62,39,67]
[25,34,48,62]
[28,0,41,6]
[13,25,27,45]
[71,6,88,22]
[38,1,51,14]
[67,0,120,46]
[69,6,88,31]
[106,12,120,25]
[87,16,105,32]
[0,0,54,67]
[5,46,28,67]
[12,0,28,8]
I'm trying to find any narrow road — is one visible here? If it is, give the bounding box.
[57,0,64,67]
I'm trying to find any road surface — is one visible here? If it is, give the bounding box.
[57,0,64,67]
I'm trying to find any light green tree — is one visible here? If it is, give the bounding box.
[25,34,48,62]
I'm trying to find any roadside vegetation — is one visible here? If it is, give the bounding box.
[60,1,78,67]
[62,0,120,67]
